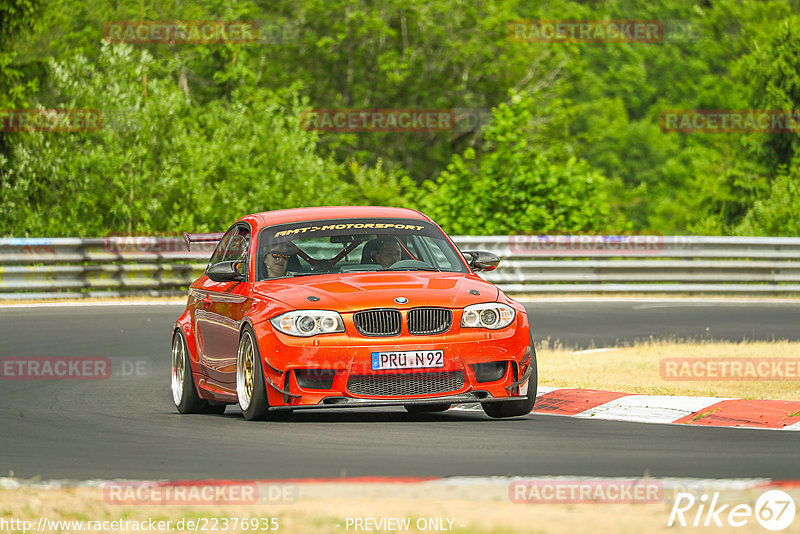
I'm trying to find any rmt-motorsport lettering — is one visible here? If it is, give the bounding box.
[275,222,425,238]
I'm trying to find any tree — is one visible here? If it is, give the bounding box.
[418,92,621,235]
[735,15,800,172]
[737,167,800,235]
[1,0,45,158]
[0,44,403,236]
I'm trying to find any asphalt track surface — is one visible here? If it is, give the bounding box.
[1,300,799,481]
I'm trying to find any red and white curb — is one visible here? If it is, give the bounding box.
[455,387,800,430]
[536,387,800,430]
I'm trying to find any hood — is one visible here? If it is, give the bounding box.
[252,272,499,312]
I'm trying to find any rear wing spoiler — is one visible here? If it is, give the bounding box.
[183,232,224,251]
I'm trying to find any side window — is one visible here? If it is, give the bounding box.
[413,235,458,270]
[222,228,250,263]
[207,226,251,274]
[208,230,235,267]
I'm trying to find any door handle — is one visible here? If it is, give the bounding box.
[201,295,212,308]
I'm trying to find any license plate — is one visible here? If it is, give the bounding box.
[371,350,444,370]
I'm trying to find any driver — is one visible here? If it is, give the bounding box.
[375,238,402,268]
[263,243,295,278]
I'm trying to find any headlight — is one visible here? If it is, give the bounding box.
[270,310,345,337]
[461,303,515,330]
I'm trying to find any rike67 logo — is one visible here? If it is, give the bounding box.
[669,490,796,531]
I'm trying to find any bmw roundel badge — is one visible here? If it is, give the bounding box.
[394,297,408,304]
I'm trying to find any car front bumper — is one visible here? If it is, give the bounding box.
[251,313,534,408]
[267,392,531,411]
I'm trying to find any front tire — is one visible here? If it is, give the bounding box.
[481,346,538,419]
[237,326,269,420]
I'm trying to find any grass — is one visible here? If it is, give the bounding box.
[537,338,800,400]
[690,409,719,422]
[2,483,797,534]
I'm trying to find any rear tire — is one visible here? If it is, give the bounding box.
[481,346,538,419]
[237,326,269,421]
[172,329,213,414]
[404,403,451,413]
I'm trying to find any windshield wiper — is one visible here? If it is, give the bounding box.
[378,267,441,272]
[285,267,443,276]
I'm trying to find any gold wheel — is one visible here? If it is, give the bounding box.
[236,330,256,411]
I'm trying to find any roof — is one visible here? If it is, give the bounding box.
[242,206,431,228]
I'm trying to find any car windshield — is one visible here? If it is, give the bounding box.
[256,218,468,280]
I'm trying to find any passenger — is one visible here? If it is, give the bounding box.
[374,238,402,268]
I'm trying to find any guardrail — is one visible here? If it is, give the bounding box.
[0,237,207,299]
[459,235,800,295]
[1,235,800,299]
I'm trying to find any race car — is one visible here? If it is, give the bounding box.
[171,206,536,420]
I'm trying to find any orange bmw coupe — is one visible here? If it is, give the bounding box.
[171,206,536,420]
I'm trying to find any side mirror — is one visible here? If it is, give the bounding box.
[462,250,500,272]
[206,261,245,283]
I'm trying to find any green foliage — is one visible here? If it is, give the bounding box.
[418,93,621,235]
[342,159,411,208]
[253,0,571,183]
[0,0,43,88]
[1,0,45,156]
[736,167,800,236]
[0,45,404,236]
[735,15,800,173]
[2,0,800,237]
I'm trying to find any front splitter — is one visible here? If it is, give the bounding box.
[268,392,529,411]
